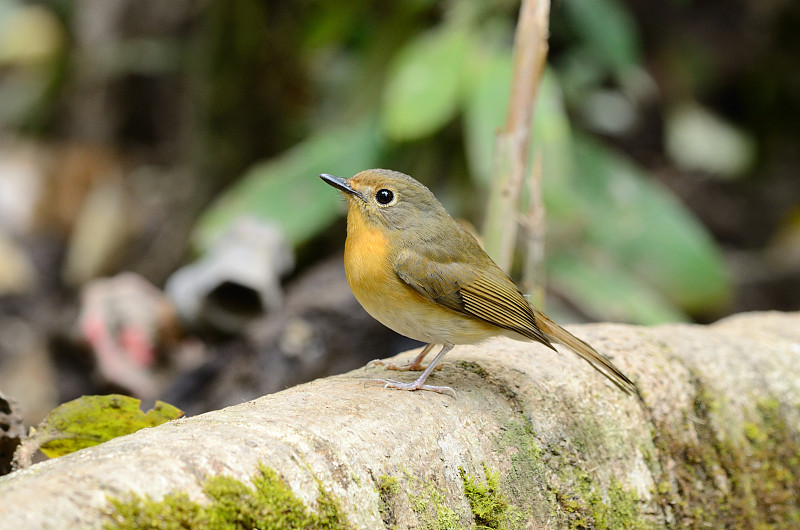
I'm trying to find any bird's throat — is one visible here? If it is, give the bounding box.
[344,206,391,291]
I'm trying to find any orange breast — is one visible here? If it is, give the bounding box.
[343,206,499,345]
[344,206,407,311]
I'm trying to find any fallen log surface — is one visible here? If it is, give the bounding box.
[1,311,799,529]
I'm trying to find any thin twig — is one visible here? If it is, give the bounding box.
[482,0,551,288]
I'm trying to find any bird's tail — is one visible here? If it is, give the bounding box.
[533,310,637,395]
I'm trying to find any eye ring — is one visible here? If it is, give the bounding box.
[375,188,395,206]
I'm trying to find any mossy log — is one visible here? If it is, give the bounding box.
[1,311,799,528]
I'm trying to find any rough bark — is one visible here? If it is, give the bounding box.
[1,311,799,529]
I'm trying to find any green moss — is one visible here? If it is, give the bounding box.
[412,485,459,530]
[740,399,800,522]
[496,418,648,528]
[460,463,523,530]
[106,491,205,529]
[106,464,350,530]
[652,385,800,528]
[432,505,460,530]
[404,472,463,530]
[595,478,642,529]
[656,481,671,495]
[377,474,399,496]
[376,474,399,527]
[553,468,645,530]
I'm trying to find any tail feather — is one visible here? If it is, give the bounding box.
[533,311,637,395]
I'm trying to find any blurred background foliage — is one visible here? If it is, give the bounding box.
[1,0,799,421]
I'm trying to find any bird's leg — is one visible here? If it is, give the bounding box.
[367,343,441,371]
[373,344,455,397]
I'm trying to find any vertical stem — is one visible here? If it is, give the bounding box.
[482,0,551,279]
[521,150,546,308]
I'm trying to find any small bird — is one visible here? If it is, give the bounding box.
[320,169,636,396]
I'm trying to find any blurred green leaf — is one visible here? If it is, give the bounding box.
[381,25,470,141]
[571,136,730,315]
[463,51,511,186]
[562,0,641,77]
[37,395,183,458]
[192,119,382,253]
[530,72,576,220]
[463,53,576,218]
[549,251,687,324]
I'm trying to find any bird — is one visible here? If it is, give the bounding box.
[320,169,636,397]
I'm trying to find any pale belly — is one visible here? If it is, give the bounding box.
[356,291,501,345]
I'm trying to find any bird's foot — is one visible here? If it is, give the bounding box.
[372,378,456,398]
[367,359,441,372]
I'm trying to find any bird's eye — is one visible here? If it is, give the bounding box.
[375,189,394,205]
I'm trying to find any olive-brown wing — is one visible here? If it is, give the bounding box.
[393,248,554,349]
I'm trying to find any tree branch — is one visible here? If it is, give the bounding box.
[483,0,550,276]
[2,312,799,528]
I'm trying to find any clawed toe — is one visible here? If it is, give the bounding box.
[371,378,456,398]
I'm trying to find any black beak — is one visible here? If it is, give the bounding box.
[319,173,363,200]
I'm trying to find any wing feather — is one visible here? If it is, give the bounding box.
[393,246,636,394]
[461,274,553,346]
[394,248,553,348]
